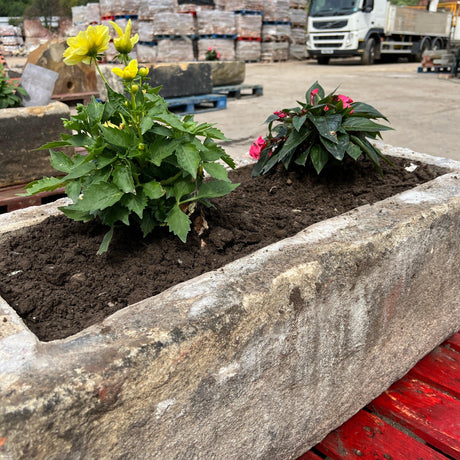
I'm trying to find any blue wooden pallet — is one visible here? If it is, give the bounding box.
[165,94,227,115]
[263,20,291,25]
[154,34,197,40]
[114,14,138,20]
[198,34,237,40]
[213,84,263,99]
[234,10,263,15]
[417,65,456,73]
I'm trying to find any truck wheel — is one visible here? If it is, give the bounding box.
[414,37,431,61]
[317,57,330,65]
[432,38,444,50]
[362,38,377,65]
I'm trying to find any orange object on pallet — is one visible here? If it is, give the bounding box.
[0,183,66,213]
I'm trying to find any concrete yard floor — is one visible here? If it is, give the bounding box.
[194,59,460,164]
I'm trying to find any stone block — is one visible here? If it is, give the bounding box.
[209,60,246,85]
[0,147,459,459]
[0,102,71,188]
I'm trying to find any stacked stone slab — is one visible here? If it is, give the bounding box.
[0,26,24,56]
[289,0,307,60]
[196,10,236,61]
[261,0,290,62]
[235,13,262,62]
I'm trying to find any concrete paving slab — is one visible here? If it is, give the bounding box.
[193,60,460,164]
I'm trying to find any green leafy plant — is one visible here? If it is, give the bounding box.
[24,22,238,254]
[250,82,393,177]
[0,64,27,109]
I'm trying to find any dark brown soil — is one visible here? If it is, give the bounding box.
[0,157,445,342]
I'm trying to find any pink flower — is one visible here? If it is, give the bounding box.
[274,110,287,118]
[217,52,221,59]
[335,94,354,109]
[208,47,212,51]
[324,105,330,112]
[310,88,319,105]
[249,136,266,160]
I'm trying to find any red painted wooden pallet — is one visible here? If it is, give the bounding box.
[298,332,460,459]
[0,184,66,213]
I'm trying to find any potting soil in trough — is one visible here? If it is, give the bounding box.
[0,157,445,341]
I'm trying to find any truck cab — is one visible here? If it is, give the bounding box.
[306,0,387,64]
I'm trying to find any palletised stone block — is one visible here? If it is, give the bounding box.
[209,60,246,85]
[0,102,71,188]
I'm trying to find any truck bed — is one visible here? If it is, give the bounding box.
[385,5,452,37]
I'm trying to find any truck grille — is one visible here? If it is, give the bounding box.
[312,20,347,29]
[312,34,345,48]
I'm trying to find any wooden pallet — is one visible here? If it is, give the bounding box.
[165,93,227,115]
[298,331,460,459]
[213,84,263,99]
[0,183,66,214]
[51,91,99,105]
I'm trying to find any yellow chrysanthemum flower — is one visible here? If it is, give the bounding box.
[112,59,139,81]
[110,19,139,55]
[63,25,110,66]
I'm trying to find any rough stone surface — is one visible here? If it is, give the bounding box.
[26,40,98,95]
[0,148,459,460]
[98,62,213,100]
[0,102,71,188]
[209,60,246,86]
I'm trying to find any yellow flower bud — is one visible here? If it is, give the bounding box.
[109,19,139,55]
[131,84,139,93]
[138,67,149,77]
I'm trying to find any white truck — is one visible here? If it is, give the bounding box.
[306,0,453,64]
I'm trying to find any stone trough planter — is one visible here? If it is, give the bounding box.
[0,145,459,459]
[0,102,71,188]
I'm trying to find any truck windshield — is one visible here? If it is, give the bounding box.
[309,0,360,17]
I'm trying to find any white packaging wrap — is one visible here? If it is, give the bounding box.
[289,43,307,60]
[235,14,262,38]
[223,0,264,12]
[291,26,306,44]
[153,12,195,36]
[85,3,101,23]
[197,11,236,36]
[138,0,178,19]
[235,40,261,61]
[262,23,291,42]
[262,0,290,22]
[138,21,154,42]
[262,41,289,60]
[290,7,307,26]
[137,43,157,63]
[157,38,195,61]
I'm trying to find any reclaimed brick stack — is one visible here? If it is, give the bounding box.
[0,26,24,56]
[289,0,308,60]
[69,0,308,63]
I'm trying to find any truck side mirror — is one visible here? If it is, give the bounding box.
[363,0,374,12]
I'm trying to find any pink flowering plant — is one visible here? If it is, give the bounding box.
[205,47,221,61]
[251,82,393,177]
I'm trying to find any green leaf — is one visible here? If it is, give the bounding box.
[113,164,135,193]
[310,144,329,174]
[100,205,130,226]
[143,180,165,200]
[320,132,349,160]
[170,180,196,202]
[122,192,148,219]
[97,227,114,255]
[350,135,382,174]
[140,117,154,134]
[294,145,311,166]
[59,207,93,222]
[70,183,124,211]
[66,181,81,201]
[350,102,388,120]
[186,180,239,202]
[64,160,96,180]
[306,81,324,104]
[342,117,392,133]
[203,162,230,182]
[176,143,201,178]
[106,85,130,118]
[147,138,178,166]
[346,142,362,160]
[140,211,157,237]
[86,97,105,125]
[165,204,191,243]
[100,125,136,149]
[293,114,307,132]
[152,110,187,132]
[309,114,342,143]
[50,150,74,173]
[23,177,66,195]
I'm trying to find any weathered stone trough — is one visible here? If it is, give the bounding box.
[0,102,70,188]
[0,146,459,459]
